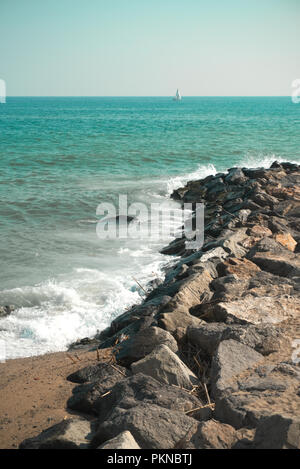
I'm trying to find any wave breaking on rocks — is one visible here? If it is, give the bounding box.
[20,161,300,450]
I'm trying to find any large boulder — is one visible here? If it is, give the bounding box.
[162,270,214,317]
[187,323,227,355]
[67,362,129,384]
[214,363,300,429]
[110,295,171,335]
[92,403,199,449]
[115,326,178,367]
[190,419,238,449]
[94,373,202,422]
[249,251,300,278]
[131,345,199,389]
[212,294,300,325]
[187,323,282,356]
[275,233,297,252]
[210,340,262,399]
[98,431,140,449]
[19,418,94,449]
[224,168,247,185]
[218,257,261,280]
[252,414,300,449]
[67,364,129,414]
[158,311,203,336]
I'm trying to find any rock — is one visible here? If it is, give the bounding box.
[218,257,260,279]
[158,311,203,335]
[19,418,94,449]
[67,364,129,414]
[213,294,300,325]
[221,324,283,356]
[199,247,229,262]
[210,340,262,398]
[214,363,300,429]
[187,323,227,355]
[188,323,282,356]
[110,295,171,335]
[253,414,300,449]
[217,229,249,257]
[115,326,178,367]
[98,315,157,350]
[67,362,129,384]
[95,373,202,422]
[92,403,199,449]
[218,257,261,279]
[190,419,238,449]
[69,337,101,350]
[250,191,278,208]
[210,274,248,301]
[160,237,186,255]
[98,431,140,449]
[0,305,14,318]
[275,232,297,252]
[281,162,300,172]
[131,345,199,389]
[249,251,300,278]
[224,168,247,185]
[248,225,272,238]
[247,236,285,255]
[161,270,214,318]
[267,216,289,234]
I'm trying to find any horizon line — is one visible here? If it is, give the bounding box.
[5,95,291,98]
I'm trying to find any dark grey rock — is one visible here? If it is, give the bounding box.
[131,345,199,389]
[224,168,247,185]
[67,364,129,414]
[0,305,14,318]
[67,362,129,384]
[92,403,199,449]
[253,414,300,449]
[187,323,227,355]
[210,340,262,398]
[115,326,178,367]
[19,418,95,449]
[94,373,202,422]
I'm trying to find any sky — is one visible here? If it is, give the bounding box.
[1,0,300,96]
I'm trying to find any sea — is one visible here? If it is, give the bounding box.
[0,97,299,359]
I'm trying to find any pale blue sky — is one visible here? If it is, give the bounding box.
[1,0,299,96]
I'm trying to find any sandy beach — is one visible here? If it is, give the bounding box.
[0,347,112,449]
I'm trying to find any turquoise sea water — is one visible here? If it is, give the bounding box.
[0,97,299,358]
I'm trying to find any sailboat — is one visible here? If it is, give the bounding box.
[173,89,182,101]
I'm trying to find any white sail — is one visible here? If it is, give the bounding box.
[173,89,182,101]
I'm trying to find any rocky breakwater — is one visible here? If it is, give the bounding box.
[20,161,300,449]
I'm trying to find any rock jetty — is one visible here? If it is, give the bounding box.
[20,162,300,449]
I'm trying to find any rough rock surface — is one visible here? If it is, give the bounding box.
[94,373,202,422]
[115,326,178,367]
[252,414,300,449]
[131,345,198,389]
[92,403,199,449]
[210,340,263,398]
[190,419,238,449]
[19,418,94,449]
[67,362,129,384]
[98,431,140,449]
